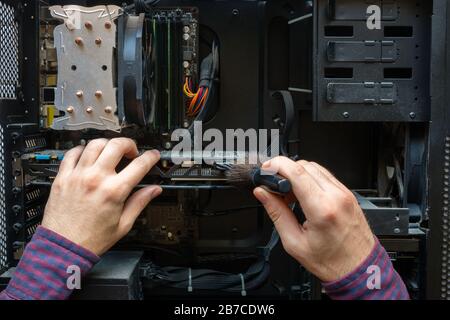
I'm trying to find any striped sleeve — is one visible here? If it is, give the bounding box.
[322,238,409,300]
[0,226,99,300]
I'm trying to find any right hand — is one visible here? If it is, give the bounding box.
[253,157,375,282]
[42,138,162,256]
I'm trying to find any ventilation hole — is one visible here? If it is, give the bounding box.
[384,26,413,37]
[0,125,7,271]
[0,3,20,100]
[324,25,353,37]
[324,68,353,78]
[384,68,413,79]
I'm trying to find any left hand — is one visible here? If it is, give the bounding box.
[42,138,162,256]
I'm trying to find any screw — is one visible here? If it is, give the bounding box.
[12,242,24,250]
[13,223,22,233]
[95,90,103,98]
[12,151,21,159]
[67,106,74,113]
[232,8,240,16]
[76,90,83,98]
[164,142,172,150]
[86,107,93,114]
[104,106,113,114]
[75,37,83,46]
[343,112,350,118]
[167,232,174,240]
[105,21,112,29]
[409,112,416,119]
[12,187,21,195]
[12,205,21,214]
[394,228,401,234]
[85,21,93,29]
[183,61,190,69]
[95,37,102,45]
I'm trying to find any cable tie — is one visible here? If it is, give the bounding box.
[188,268,193,292]
[239,273,247,297]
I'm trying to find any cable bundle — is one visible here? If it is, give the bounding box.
[184,78,209,117]
[184,41,219,118]
[140,228,279,294]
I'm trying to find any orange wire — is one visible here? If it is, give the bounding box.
[188,87,203,114]
[191,88,209,116]
[184,77,210,117]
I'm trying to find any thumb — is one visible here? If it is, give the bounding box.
[119,186,162,235]
[254,187,304,254]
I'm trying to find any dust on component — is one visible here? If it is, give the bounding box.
[49,5,123,131]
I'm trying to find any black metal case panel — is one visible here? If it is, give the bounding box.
[313,0,432,122]
[427,0,450,300]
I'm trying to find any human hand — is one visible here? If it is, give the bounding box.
[42,138,162,256]
[253,157,375,282]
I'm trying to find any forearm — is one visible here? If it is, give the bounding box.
[322,238,409,300]
[0,226,99,300]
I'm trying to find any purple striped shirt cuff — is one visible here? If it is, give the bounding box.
[0,226,99,300]
[322,238,410,300]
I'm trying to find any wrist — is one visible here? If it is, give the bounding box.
[319,233,376,282]
[36,226,101,261]
[41,217,104,256]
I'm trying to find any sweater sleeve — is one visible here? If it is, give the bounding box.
[0,226,99,300]
[322,238,409,300]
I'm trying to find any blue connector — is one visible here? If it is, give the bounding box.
[35,155,51,161]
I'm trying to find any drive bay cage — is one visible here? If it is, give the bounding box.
[0,0,449,299]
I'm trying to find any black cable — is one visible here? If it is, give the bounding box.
[141,228,279,293]
[188,41,219,135]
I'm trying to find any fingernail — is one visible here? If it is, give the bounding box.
[262,160,272,169]
[149,149,161,158]
[254,188,267,204]
[152,186,163,198]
